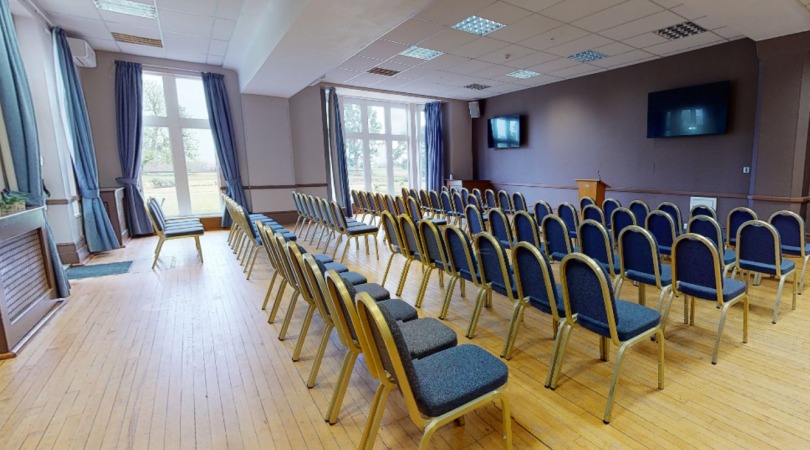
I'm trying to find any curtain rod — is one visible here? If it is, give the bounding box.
[140,63,205,75]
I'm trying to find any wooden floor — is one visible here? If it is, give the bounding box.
[1,227,809,449]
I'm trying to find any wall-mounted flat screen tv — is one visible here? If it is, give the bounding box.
[488,115,522,149]
[647,81,730,138]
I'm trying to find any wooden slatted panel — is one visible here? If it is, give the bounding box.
[0,230,49,323]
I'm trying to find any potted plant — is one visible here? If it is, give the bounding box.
[1,192,26,214]
[0,198,12,216]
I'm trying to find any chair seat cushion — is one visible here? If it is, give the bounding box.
[346,225,378,235]
[528,284,565,317]
[578,300,660,341]
[411,344,508,417]
[164,227,204,237]
[313,254,333,264]
[678,277,746,302]
[738,259,795,276]
[459,268,479,283]
[782,243,810,256]
[399,318,458,359]
[339,271,368,285]
[626,264,672,287]
[658,245,672,256]
[324,262,349,273]
[377,299,418,322]
[353,283,390,301]
[723,249,736,266]
[430,218,447,226]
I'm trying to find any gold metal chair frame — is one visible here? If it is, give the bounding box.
[512,210,540,248]
[468,232,517,340]
[579,219,619,288]
[686,215,735,278]
[145,199,203,270]
[396,214,425,297]
[440,225,481,320]
[769,210,810,294]
[415,219,448,308]
[609,207,636,246]
[616,225,674,329]
[725,206,758,249]
[657,201,684,234]
[541,214,573,261]
[689,204,718,221]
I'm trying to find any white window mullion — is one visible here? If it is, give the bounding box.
[163,75,192,216]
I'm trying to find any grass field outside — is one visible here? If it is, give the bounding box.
[142,172,221,216]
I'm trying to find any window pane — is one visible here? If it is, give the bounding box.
[176,78,209,119]
[391,108,407,135]
[143,74,166,117]
[183,129,221,215]
[369,140,387,192]
[368,106,385,134]
[140,126,179,215]
[346,138,365,192]
[344,103,362,133]
[392,141,409,192]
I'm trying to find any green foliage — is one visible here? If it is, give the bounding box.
[141,77,200,168]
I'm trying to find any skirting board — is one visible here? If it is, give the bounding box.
[57,236,89,265]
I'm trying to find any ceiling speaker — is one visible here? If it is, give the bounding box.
[469,101,480,119]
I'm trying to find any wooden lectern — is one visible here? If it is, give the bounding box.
[575,179,609,206]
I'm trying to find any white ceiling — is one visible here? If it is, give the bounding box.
[12,0,810,100]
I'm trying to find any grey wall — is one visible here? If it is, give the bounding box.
[473,39,759,218]
[289,86,328,197]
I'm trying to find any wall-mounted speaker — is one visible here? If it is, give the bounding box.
[469,101,480,119]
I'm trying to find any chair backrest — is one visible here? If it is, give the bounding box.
[330,200,348,232]
[690,205,717,221]
[560,253,619,344]
[737,220,785,276]
[657,202,683,234]
[460,187,469,202]
[533,201,552,228]
[286,242,316,306]
[418,219,448,268]
[474,232,515,300]
[512,243,560,319]
[452,191,466,217]
[671,234,724,304]
[385,194,398,215]
[419,190,430,209]
[465,204,486,236]
[443,225,480,284]
[324,270,362,345]
[687,216,723,250]
[307,195,321,224]
[394,195,407,216]
[498,190,513,212]
[628,200,649,226]
[513,210,540,247]
[301,253,335,328]
[398,214,423,259]
[582,204,606,225]
[610,207,636,244]
[381,211,403,254]
[579,196,595,211]
[440,191,454,215]
[488,208,513,245]
[485,189,497,209]
[646,210,676,251]
[320,198,335,230]
[542,215,572,260]
[579,219,616,275]
[257,222,281,272]
[146,199,165,232]
[558,202,579,233]
[409,188,418,201]
[512,192,527,212]
[274,233,300,289]
[473,188,485,209]
[727,207,758,247]
[365,191,379,214]
[618,225,664,288]
[429,190,441,212]
[406,196,423,222]
[602,198,620,222]
[769,210,806,256]
[466,192,481,209]
[351,190,363,215]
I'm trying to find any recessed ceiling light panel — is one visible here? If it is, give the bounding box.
[452,16,505,36]
[399,46,444,61]
[465,83,491,90]
[654,21,707,40]
[368,67,400,76]
[507,69,540,79]
[568,50,608,63]
[94,0,157,19]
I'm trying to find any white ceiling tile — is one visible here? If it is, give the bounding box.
[37,0,101,17]
[338,55,384,72]
[98,10,158,29]
[84,38,120,52]
[450,36,510,58]
[380,19,446,46]
[573,0,663,33]
[540,0,626,23]
[415,0,498,26]
[324,69,358,84]
[375,76,422,90]
[474,64,518,78]
[374,60,412,73]
[211,18,236,41]
[595,41,634,56]
[386,54,426,67]
[590,48,654,67]
[357,40,409,60]
[419,53,471,70]
[622,32,669,48]
[712,27,743,39]
[346,72,389,87]
[396,65,442,79]
[502,50,558,68]
[50,14,111,41]
[161,31,209,54]
[476,1,534,24]
[650,0,683,8]
[599,10,682,40]
[418,29,479,53]
[117,42,168,59]
[487,13,563,43]
[215,0,243,20]
[206,54,224,66]
[443,59,498,75]
[670,4,703,20]
[207,39,229,56]
[544,34,613,57]
[643,31,724,55]
[501,0,563,13]
[519,24,589,50]
[550,64,603,79]
[530,56,579,73]
[158,9,213,37]
[160,0,217,16]
[477,43,535,64]
[693,15,727,30]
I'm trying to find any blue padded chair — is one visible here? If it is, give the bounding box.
[672,234,749,363]
[442,225,483,320]
[579,220,620,282]
[658,202,683,236]
[726,207,757,248]
[469,233,518,339]
[416,219,449,308]
[513,210,541,249]
[602,198,621,226]
[395,195,408,217]
[610,207,636,247]
[355,294,511,450]
[380,211,408,290]
[507,242,565,359]
[646,210,676,257]
[364,191,381,227]
[687,216,735,277]
[419,189,431,215]
[582,204,607,227]
[579,196,595,211]
[440,191,458,223]
[736,220,797,324]
[429,190,443,217]
[498,190,514,214]
[465,204,487,236]
[512,191,528,213]
[485,189,497,211]
[546,253,664,424]
[460,187,470,202]
[452,191,466,227]
[628,200,649,228]
[769,210,810,294]
[489,208,516,250]
[558,202,579,240]
[409,196,446,227]
[397,214,425,297]
[542,215,576,262]
[690,204,717,221]
[616,225,674,317]
[331,200,379,263]
[466,191,481,210]
[533,200,552,230]
[383,194,397,216]
[472,188,484,210]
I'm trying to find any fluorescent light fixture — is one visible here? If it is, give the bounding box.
[507,69,540,79]
[568,50,608,63]
[452,15,505,36]
[654,21,707,40]
[94,0,157,19]
[399,46,443,61]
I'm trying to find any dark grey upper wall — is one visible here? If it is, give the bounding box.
[473,39,759,211]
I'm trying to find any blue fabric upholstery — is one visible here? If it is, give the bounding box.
[658,204,682,235]
[446,230,479,283]
[647,213,675,254]
[583,206,604,224]
[513,193,526,211]
[626,265,672,286]
[678,278,746,302]
[498,191,512,213]
[544,217,571,261]
[378,299,418,322]
[420,222,447,267]
[354,283,391,301]
[737,224,786,275]
[580,222,616,274]
[782,244,810,257]
[728,210,756,245]
[770,214,803,250]
[689,218,723,248]
[558,204,578,238]
[534,202,552,225]
[164,227,204,238]
[603,200,620,224]
[514,213,538,246]
[340,271,367,285]
[514,246,564,317]
[346,225,378,235]
[691,206,716,220]
[400,219,422,257]
[629,202,648,227]
[620,229,670,287]
[489,210,511,245]
[398,318,458,359]
[611,209,634,242]
[672,237,746,302]
[477,237,512,297]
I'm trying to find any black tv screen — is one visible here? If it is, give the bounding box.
[647,81,730,138]
[488,115,521,149]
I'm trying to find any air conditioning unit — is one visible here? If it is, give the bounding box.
[67,37,96,68]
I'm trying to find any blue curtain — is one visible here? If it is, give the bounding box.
[330,88,351,217]
[0,6,70,297]
[53,28,119,252]
[114,61,153,236]
[424,101,444,192]
[202,72,247,227]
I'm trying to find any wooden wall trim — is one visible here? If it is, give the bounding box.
[220,184,328,191]
[45,196,79,206]
[57,236,89,265]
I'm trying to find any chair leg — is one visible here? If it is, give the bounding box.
[439,276,458,320]
[416,267,433,308]
[373,234,379,260]
[712,300,738,365]
[340,238,352,263]
[773,274,788,324]
[547,322,573,389]
[194,236,203,263]
[360,384,393,450]
[501,394,513,450]
[600,336,610,362]
[262,273,279,310]
[638,283,646,306]
[603,340,633,424]
[800,256,809,294]
[292,305,316,361]
[326,350,359,424]
[268,280,288,323]
[396,259,413,297]
[307,324,334,388]
[501,301,526,359]
[152,238,166,269]
[278,291,300,340]
[792,269,798,309]
[381,253,395,287]
[466,287,488,339]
